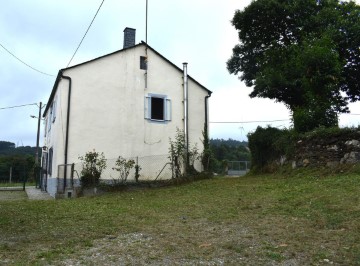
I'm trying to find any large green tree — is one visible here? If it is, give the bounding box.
[227,0,360,132]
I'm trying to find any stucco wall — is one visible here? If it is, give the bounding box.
[43,43,209,186]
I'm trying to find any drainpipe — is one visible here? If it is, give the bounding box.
[204,93,212,129]
[183,63,189,171]
[61,74,72,189]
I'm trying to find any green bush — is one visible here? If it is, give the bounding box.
[112,156,135,184]
[248,126,294,171]
[78,151,106,188]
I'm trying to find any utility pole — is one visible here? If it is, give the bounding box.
[35,102,42,189]
[35,102,42,165]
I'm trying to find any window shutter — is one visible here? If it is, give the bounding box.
[165,98,171,121]
[52,98,57,123]
[48,148,53,175]
[144,96,151,119]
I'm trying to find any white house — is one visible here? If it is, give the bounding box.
[41,28,211,198]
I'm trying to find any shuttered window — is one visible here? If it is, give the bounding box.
[48,147,53,175]
[144,94,171,122]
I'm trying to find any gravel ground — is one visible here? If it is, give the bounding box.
[0,186,53,201]
[60,220,304,266]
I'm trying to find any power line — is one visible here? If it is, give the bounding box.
[0,42,55,77]
[0,103,38,110]
[210,113,360,124]
[66,0,105,67]
[210,119,291,124]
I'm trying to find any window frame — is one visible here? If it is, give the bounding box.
[145,94,171,122]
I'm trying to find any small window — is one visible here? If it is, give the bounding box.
[51,98,57,123]
[140,56,147,70]
[48,147,53,175]
[145,94,171,121]
[47,114,51,132]
[151,97,164,120]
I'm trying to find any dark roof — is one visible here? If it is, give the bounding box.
[43,42,211,116]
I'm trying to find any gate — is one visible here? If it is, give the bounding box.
[228,161,250,176]
[0,165,28,191]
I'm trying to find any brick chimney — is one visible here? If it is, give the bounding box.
[123,27,136,49]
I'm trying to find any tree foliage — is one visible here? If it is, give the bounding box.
[227,0,360,132]
[247,127,293,171]
[0,141,36,182]
[210,138,250,173]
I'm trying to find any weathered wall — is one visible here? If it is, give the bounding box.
[292,131,360,168]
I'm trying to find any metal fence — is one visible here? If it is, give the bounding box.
[72,154,176,184]
[227,161,251,176]
[53,154,203,195]
[0,166,28,191]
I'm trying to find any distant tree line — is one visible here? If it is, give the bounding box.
[0,141,36,183]
[210,138,250,174]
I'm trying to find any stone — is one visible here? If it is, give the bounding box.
[303,159,310,166]
[341,152,360,164]
[327,145,338,151]
[345,140,360,147]
[348,152,360,163]
[279,156,287,166]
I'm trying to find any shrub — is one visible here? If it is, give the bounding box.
[248,126,294,171]
[168,128,200,178]
[112,156,135,184]
[78,150,106,188]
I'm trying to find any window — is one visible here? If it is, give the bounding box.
[140,56,147,70]
[47,114,51,132]
[48,147,53,175]
[51,98,56,123]
[145,94,171,121]
[47,98,57,133]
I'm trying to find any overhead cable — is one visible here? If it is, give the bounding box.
[210,119,290,124]
[66,0,105,67]
[0,42,55,77]
[0,103,38,110]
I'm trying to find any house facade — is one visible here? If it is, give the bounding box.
[41,28,211,198]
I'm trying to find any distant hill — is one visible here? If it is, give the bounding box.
[0,141,36,156]
[210,138,248,148]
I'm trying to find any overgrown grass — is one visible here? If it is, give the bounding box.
[1,173,360,265]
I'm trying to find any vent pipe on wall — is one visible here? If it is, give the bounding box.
[183,63,189,171]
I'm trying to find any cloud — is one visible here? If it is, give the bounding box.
[1,0,359,146]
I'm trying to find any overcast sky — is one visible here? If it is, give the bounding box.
[1,0,359,147]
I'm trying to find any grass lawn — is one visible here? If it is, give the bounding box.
[0,173,360,265]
